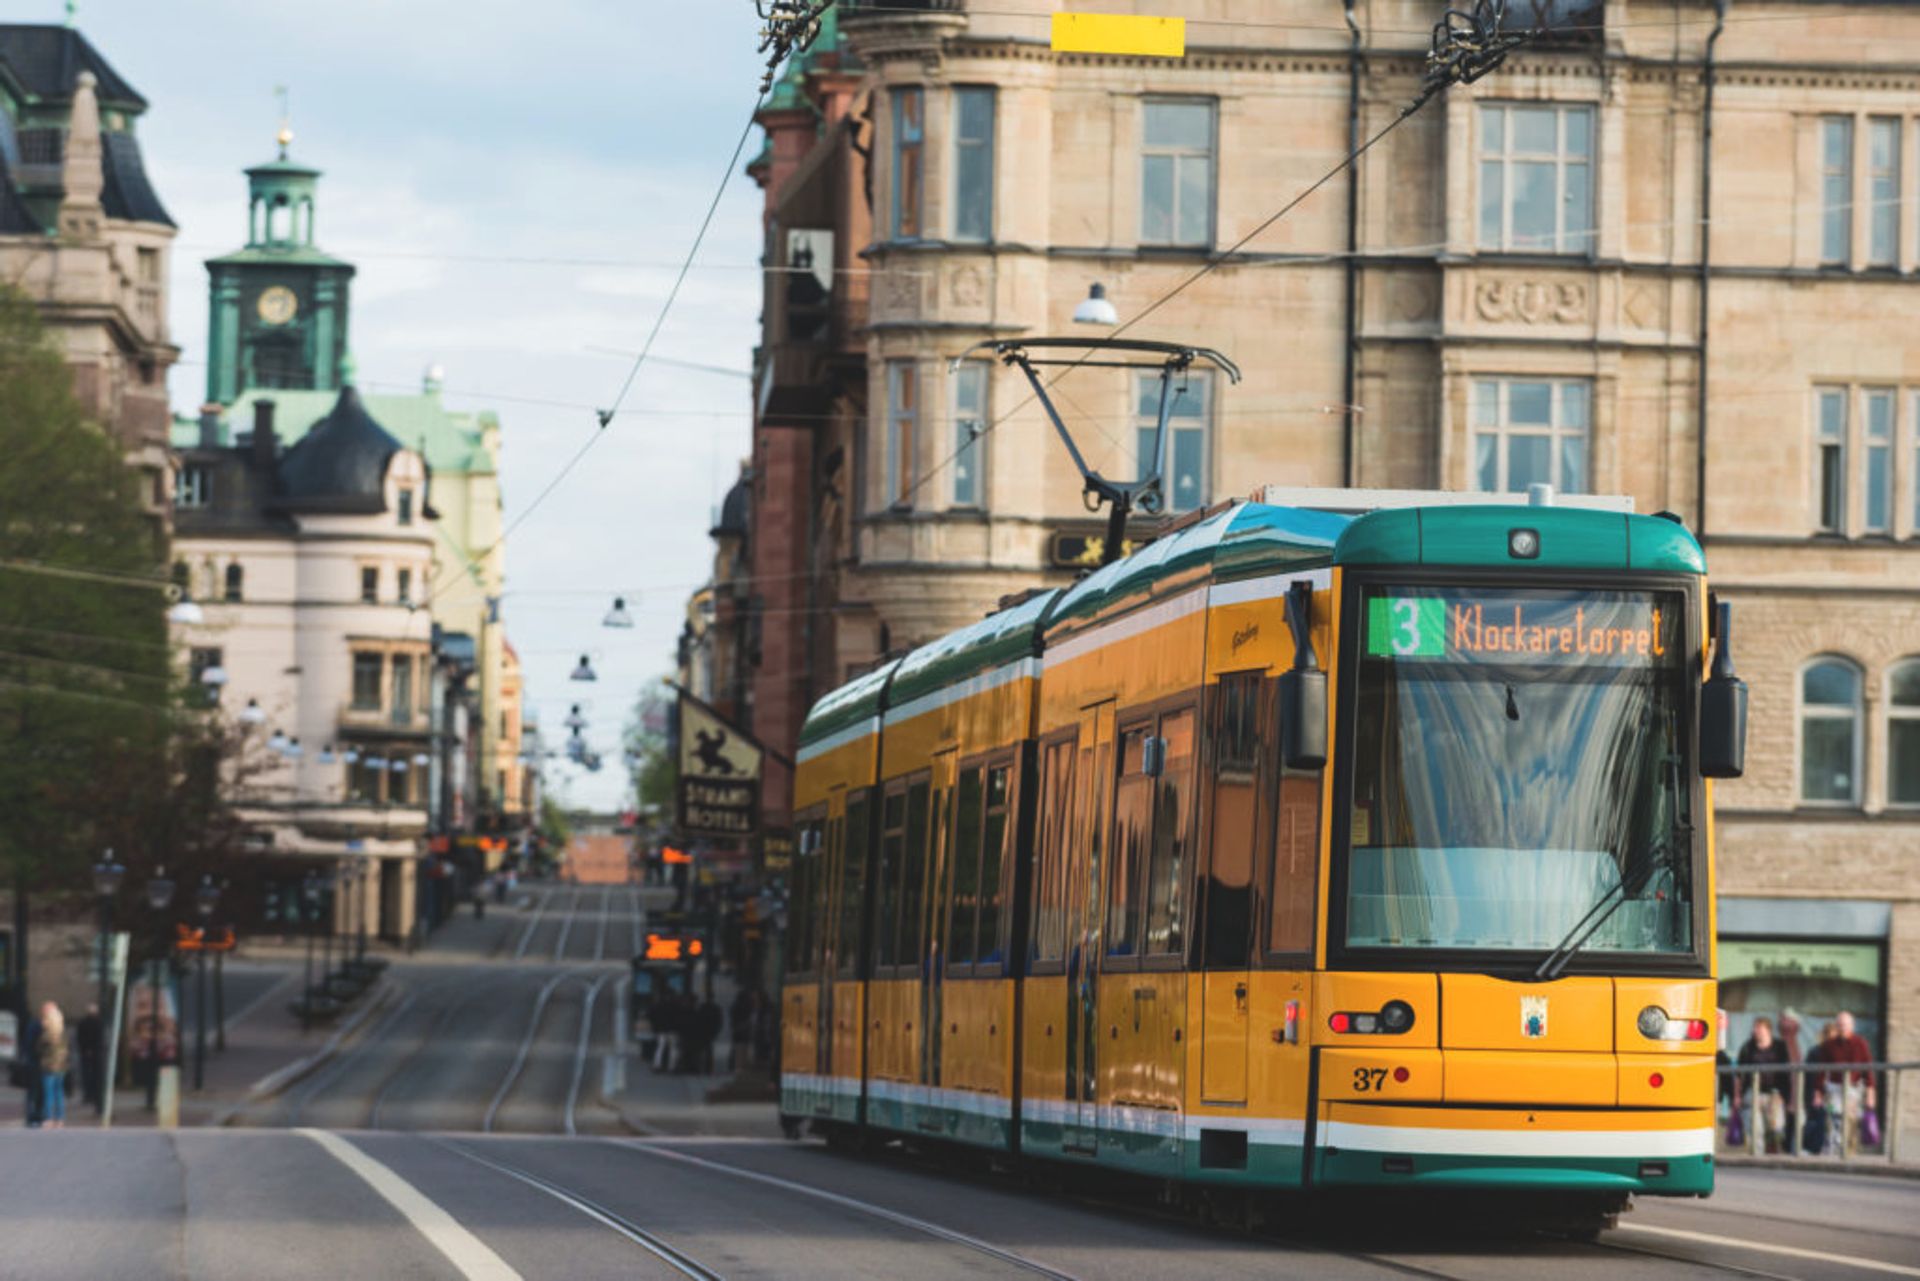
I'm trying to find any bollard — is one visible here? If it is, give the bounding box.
[602,1050,626,1099]
[155,1066,180,1130]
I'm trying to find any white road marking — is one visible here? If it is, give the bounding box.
[1618,1223,1920,1278]
[300,1129,521,1281]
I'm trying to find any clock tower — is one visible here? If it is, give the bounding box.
[204,127,354,405]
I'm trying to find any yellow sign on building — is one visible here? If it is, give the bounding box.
[1049,12,1186,58]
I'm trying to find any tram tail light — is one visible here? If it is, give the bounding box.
[1327,1000,1417,1036]
[1636,1005,1709,1041]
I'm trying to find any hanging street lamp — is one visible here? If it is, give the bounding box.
[571,654,598,682]
[603,596,635,628]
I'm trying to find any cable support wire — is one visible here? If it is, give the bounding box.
[893,2,1532,510]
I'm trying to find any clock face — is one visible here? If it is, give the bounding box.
[257,285,298,326]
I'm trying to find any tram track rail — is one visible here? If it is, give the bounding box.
[437,1139,725,1281]
[551,889,583,961]
[611,1139,1086,1280]
[484,967,597,1133]
[512,889,552,960]
[280,976,459,1128]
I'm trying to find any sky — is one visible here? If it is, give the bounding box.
[79,0,773,809]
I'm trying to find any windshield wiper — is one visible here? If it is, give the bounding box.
[1531,838,1670,983]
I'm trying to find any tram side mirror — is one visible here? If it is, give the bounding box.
[1280,580,1328,771]
[1699,598,1748,779]
[1141,735,1167,778]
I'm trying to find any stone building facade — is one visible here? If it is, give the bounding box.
[0,24,177,525]
[733,0,1920,1081]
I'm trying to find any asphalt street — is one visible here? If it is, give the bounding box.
[2,885,1913,1280]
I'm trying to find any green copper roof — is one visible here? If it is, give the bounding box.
[205,245,353,269]
[799,656,899,748]
[1047,502,1349,632]
[173,388,498,476]
[890,588,1060,709]
[1333,506,1706,574]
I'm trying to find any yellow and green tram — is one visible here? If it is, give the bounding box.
[781,492,1747,1216]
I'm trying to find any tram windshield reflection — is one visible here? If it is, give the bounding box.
[1343,585,1695,958]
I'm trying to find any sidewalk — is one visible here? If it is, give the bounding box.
[603,1046,782,1138]
[1,958,393,1130]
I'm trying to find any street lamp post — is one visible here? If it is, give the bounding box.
[90,856,124,1113]
[143,870,175,1111]
[214,881,229,1052]
[320,868,336,997]
[192,877,218,1091]
[357,857,372,965]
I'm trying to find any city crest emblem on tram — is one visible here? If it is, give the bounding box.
[1521,996,1549,1039]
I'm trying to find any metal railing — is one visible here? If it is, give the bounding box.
[1715,1060,1918,1162]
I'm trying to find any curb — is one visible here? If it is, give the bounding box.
[213,978,401,1126]
[1717,1154,1920,1180]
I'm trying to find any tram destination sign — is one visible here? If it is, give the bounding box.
[1365,590,1679,666]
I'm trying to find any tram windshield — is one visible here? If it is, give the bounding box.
[1343,585,1695,959]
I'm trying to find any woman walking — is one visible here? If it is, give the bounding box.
[35,1003,69,1129]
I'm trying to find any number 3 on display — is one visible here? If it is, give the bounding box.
[1353,1067,1388,1092]
[1391,600,1421,655]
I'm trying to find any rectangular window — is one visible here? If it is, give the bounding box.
[1141,99,1215,247]
[1869,118,1900,266]
[1471,377,1591,495]
[891,87,924,239]
[1143,708,1196,957]
[1271,713,1321,955]
[876,787,906,969]
[1204,673,1261,969]
[1822,116,1854,265]
[952,87,995,242]
[397,488,414,526]
[397,568,412,605]
[951,362,987,508]
[1865,389,1893,533]
[391,656,413,725]
[1477,103,1594,254]
[1816,386,1848,533]
[137,246,159,283]
[1136,370,1212,513]
[360,566,379,604]
[351,652,382,710]
[174,465,210,509]
[885,360,916,509]
[189,646,223,707]
[838,790,870,976]
[1107,725,1152,958]
[898,778,930,968]
[1032,737,1074,965]
[978,763,1011,968]
[950,766,984,969]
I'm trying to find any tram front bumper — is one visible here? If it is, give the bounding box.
[1311,1102,1714,1194]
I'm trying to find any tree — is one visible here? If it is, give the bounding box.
[0,286,257,995]
[625,684,675,815]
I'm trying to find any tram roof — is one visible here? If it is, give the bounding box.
[1334,505,1706,574]
[888,585,1062,709]
[1047,501,1350,632]
[797,655,901,750]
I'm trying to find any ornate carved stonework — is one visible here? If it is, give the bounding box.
[949,263,986,308]
[1473,277,1591,325]
[882,267,922,316]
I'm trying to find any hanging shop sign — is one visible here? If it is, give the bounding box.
[676,693,764,840]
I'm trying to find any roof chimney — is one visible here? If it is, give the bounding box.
[197,403,222,449]
[252,399,277,469]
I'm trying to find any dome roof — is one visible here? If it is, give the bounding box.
[276,385,404,512]
[711,476,750,539]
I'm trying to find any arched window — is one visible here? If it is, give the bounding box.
[1801,657,1863,805]
[268,194,289,242]
[224,563,244,603]
[1890,659,1920,807]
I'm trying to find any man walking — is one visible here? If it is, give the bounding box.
[76,1004,104,1113]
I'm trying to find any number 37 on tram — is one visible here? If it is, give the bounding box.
[779,488,1749,1223]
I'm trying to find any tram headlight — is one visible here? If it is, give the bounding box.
[1637,1005,1709,1041]
[1328,1001,1417,1036]
[1380,1000,1415,1034]
[1509,527,1541,559]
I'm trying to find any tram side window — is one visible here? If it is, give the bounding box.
[977,764,1012,968]
[1032,738,1075,965]
[949,766,985,970]
[838,790,870,977]
[819,814,842,974]
[876,787,908,970]
[789,813,824,975]
[898,778,932,970]
[1203,674,1261,969]
[1107,725,1152,958]
[1144,708,1196,956]
[1269,676,1321,955]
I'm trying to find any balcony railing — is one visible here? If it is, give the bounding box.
[339,700,426,733]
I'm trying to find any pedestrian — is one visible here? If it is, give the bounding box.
[729,987,754,1074]
[1824,1010,1876,1150]
[653,992,684,1073]
[18,1006,45,1128]
[692,994,723,1075]
[1802,1021,1839,1154]
[35,1003,69,1129]
[76,1004,104,1113]
[1735,1017,1790,1152]
[1777,1008,1806,1153]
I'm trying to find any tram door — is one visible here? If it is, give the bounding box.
[1063,701,1115,1153]
[816,805,845,1086]
[922,750,957,1113]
